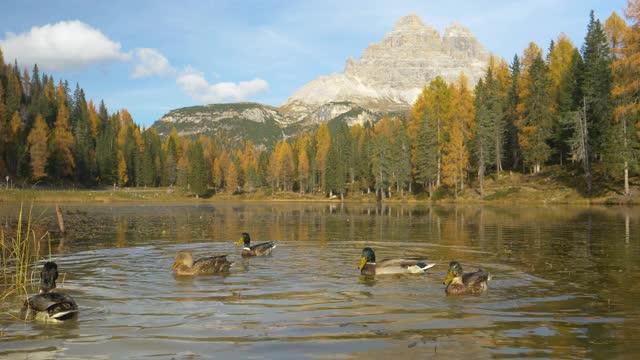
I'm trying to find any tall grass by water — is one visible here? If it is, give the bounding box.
[0,202,51,302]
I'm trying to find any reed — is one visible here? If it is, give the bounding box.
[0,202,51,301]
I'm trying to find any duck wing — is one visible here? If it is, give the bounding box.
[24,292,78,320]
[193,255,233,273]
[462,269,490,286]
[249,241,276,256]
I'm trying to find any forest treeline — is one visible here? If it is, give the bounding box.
[1,6,639,199]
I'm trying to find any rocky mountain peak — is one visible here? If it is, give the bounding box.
[391,13,429,32]
[282,14,492,118]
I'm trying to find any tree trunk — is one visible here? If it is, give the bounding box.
[625,161,630,197]
[624,117,630,197]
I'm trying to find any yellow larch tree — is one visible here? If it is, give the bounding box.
[605,10,628,58]
[51,82,76,177]
[295,134,310,193]
[27,114,50,179]
[424,76,452,187]
[314,122,331,192]
[225,160,238,193]
[548,33,576,97]
[88,100,101,139]
[442,73,475,195]
[612,2,640,196]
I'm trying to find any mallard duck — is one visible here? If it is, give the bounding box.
[171,251,233,275]
[442,260,490,295]
[359,247,435,275]
[236,232,276,257]
[22,262,78,322]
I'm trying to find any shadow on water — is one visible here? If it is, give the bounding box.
[1,202,640,358]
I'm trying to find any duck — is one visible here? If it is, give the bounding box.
[442,260,490,295]
[21,262,78,322]
[358,247,435,275]
[171,251,233,275]
[236,232,276,257]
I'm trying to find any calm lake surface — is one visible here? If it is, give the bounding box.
[1,202,639,359]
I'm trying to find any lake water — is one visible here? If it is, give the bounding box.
[1,202,639,359]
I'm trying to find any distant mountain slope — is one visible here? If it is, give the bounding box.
[152,102,299,148]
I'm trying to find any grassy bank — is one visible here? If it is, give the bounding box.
[0,166,637,205]
[1,203,50,301]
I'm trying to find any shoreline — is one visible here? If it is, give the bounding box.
[0,185,636,206]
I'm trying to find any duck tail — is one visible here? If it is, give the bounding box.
[408,262,436,273]
[50,309,78,320]
[420,263,436,271]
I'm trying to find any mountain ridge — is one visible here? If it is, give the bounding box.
[151,14,492,147]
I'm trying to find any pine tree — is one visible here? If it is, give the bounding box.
[505,55,522,170]
[414,109,438,196]
[189,140,208,196]
[9,111,26,177]
[5,65,22,117]
[27,114,50,179]
[581,10,613,158]
[371,117,396,199]
[473,76,496,196]
[424,76,452,187]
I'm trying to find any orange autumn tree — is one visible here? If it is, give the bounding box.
[27,114,50,179]
[88,100,101,139]
[270,140,294,191]
[612,1,640,196]
[225,161,238,193]
[516,42,554,174]
[424,76,452,187]
[295,134,311,193]
[442,73,475,195]
[314,122,331,193]
[51,82,76,178]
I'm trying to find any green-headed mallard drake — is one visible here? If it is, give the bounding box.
[171,251,233,275]
[359,247,435,275]
[442,260,490,295]
[236,232,276,257]
[21,262,78,322]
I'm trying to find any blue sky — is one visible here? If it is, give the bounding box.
[0,0,625,127]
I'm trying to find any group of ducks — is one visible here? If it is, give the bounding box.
[22,232,490,322]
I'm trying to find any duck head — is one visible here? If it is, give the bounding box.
[40,262,58,294]
[236,232,251,248]
[172,251,194,270]
[359,247,376,270]
[443,260,464,285]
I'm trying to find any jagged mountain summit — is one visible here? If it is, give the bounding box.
[152,14,491,146]
[280,14,491,120]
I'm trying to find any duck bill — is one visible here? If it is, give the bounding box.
[236,238,244,246]
[171,261,180,270]
[443,271,454,285]
[358,257,367,270]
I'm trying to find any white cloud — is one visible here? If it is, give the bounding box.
[177,66,269,103]
[131,48,175,78]
[0,20,129,71]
